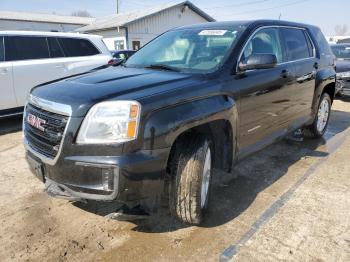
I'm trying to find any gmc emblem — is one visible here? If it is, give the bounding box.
[27,113,46,132]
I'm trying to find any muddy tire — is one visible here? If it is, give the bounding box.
[304,93,332,138]
[169,135,212,225]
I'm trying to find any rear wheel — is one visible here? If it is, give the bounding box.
[169,135,212,225]
[304,93,331,138]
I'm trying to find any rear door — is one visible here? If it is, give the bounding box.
[280,27,317,119]
[0,36,17,110]
[6,35,65,107]
[57,37,108,75]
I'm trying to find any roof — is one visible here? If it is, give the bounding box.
[172,19,317,31]
[173,20,252,30]
[0,10,95,25]
[76,1,215,32]
[0,30,102,39]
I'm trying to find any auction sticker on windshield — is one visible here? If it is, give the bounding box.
[199,30,227,36]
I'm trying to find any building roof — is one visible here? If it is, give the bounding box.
[76,1,215,32]
[0,10,95,25]
[0,30,102,39]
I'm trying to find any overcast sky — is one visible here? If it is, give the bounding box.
[0,0,348,35]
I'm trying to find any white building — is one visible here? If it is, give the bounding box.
[0,1,214,51]
[327,35,350,44]
[0,11,94,32]
[76,1,215,51]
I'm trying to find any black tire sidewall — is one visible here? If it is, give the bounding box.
[169,135,213,224]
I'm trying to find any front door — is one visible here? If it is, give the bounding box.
[235,27,294,155]
[0,36,17,111]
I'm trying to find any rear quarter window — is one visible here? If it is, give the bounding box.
[280,28,312,61]
[57,38,100,57]
[0,36,4,61]
[5,36,50,61]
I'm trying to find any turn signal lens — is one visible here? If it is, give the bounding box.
[127,121,137,138]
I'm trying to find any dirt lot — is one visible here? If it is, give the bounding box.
[0,99,350,262]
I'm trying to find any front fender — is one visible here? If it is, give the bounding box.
[142,95,237,150]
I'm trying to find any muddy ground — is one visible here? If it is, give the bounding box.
[0,99,349,262]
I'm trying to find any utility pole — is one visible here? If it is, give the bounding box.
[117,0,120,14]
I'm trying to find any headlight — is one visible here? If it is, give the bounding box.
[336,71,350,79]
[77,101,141,144]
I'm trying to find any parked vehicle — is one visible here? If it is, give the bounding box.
[109,50,136,66]
[0,31,112,118]
[112,50,136,60]
[23,20,336,225]
[331,43,350,96]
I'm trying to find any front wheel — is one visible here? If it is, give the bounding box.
[304,93,332,138]
[169,135,212,225]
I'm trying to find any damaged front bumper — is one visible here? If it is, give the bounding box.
[337,78,350,97]
[25,147,169,205]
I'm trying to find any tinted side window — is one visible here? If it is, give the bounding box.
[281,28,312,61]
[48,37,65,58]
[5,36,50,61]
[57,38,100,57]
[241,27,284,63]
[0,36,4,62]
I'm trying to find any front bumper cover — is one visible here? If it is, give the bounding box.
[25,147,170,203]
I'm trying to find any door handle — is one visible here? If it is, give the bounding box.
[55,64,64,68]
[280,69,290,78]
[0,68,8,74]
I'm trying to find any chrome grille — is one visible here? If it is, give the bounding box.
[24,103,69,159]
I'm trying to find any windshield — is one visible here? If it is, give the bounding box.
[331,45,350,59]
[125,28,242,73]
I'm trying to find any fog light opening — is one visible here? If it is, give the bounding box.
[102,168,114,191]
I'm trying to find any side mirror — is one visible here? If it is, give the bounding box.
[239,54,277,71]
[108,58,125,66]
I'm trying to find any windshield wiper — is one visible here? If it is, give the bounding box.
[145,64,181,72]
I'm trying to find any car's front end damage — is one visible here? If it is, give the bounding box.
[331,44,350,97]
[23,90,170,210]
[336,71,350,97]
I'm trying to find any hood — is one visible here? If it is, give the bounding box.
[31,66,199,117]
[336,59,350,73]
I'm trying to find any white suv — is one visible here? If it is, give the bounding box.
[0,31,112,117]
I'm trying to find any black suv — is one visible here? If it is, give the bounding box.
[331,43,350,96]
[24,20,336,225]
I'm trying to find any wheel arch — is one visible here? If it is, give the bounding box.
[142,95,238,174]
[322,82,336,103]
[165,119,235,176]
[310,68,336,121]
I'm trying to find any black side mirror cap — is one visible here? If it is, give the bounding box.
[239,53,278,71]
